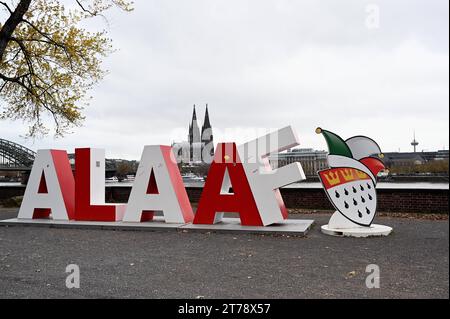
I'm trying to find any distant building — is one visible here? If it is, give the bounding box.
[269,148,328,177]
[382,150,449,167]
[269,149,449,178]
[173,104,214,164]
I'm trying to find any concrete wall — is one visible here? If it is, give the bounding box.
[1,185,448,214]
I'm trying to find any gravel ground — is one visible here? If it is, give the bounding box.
[0,208,448,299]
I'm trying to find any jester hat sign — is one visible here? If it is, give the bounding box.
[316,128,393,237]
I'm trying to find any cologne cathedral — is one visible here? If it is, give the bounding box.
[175,104,214,163]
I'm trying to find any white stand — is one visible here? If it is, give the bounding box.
[321,211,393,237]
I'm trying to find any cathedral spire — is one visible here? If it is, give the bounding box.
[192,104,197,121]
[201,103,213,149]
[190,104,200,145]
[202,103,211,130]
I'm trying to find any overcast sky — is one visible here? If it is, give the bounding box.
[1,0,449,159]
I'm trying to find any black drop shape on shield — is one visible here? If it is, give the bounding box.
[361,196,366,203]
[344,201,349,209]
[335,191,340,198]
[368,194,373,200]
[360,185,364,191]
[358,210,363,218]
[344,188,349,195]
[366,207,371,214]
[353,198,358,206]
[367,183,372,189]
[352,186,357,193]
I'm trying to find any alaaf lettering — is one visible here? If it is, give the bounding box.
[18,126,306,227]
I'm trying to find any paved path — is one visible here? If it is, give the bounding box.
[0,208,448,298]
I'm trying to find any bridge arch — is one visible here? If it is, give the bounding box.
[0,138,36,168]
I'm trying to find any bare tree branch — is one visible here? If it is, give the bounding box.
[0,1,13,14]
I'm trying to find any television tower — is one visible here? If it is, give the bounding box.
[411,131,419,153]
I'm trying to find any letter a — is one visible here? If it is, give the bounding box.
[193,143,263,226]
[18,150,75,220]
[123,145,194,223]
[74,148,126,221]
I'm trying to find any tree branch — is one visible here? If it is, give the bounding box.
[0,1,13,14]
[0,0,32,61]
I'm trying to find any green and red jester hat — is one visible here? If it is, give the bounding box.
[316,128,386,227]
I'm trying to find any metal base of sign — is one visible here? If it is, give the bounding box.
[0,216,184,232]
[0,217,315,236]
[180,218,314,236]
[321,224,393,237]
